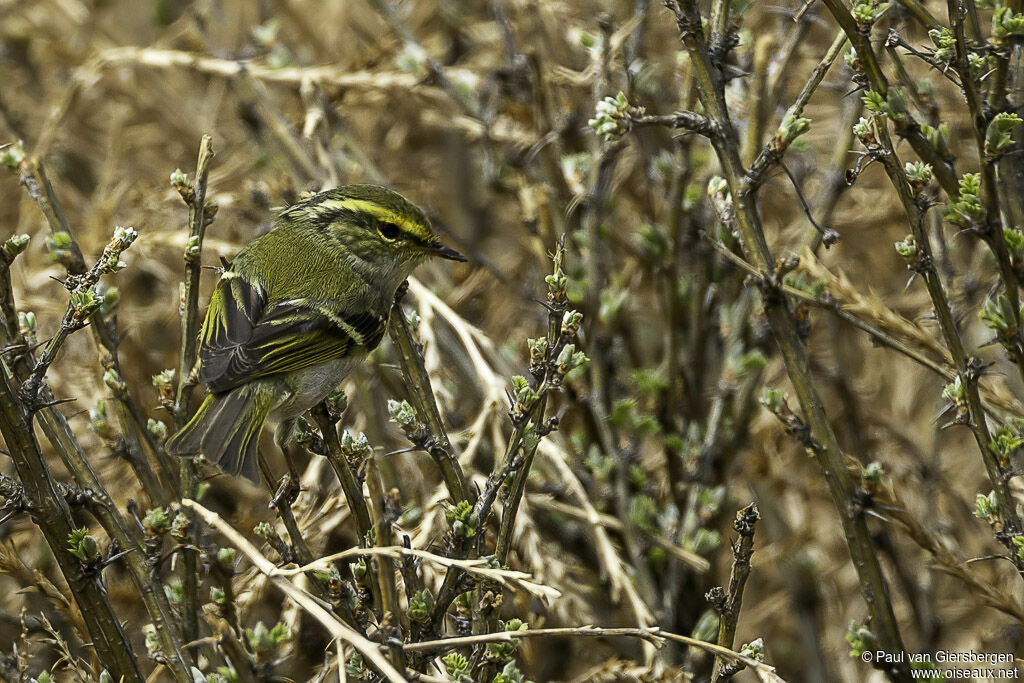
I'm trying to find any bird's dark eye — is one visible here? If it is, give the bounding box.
[378,221,401,240]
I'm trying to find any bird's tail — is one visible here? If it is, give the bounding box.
[165,385,273,483]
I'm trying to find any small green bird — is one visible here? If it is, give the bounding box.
[165,185,464,481]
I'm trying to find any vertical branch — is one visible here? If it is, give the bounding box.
[312,404,375,540]
[387,293,471,504]
[709,503,759,682]
[173,134,216,428]
[365,456,406,672]
[172,134,215,659]
[494,240,569,565]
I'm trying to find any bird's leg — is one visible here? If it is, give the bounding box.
[273,418,298,451]
[272,419,302,505]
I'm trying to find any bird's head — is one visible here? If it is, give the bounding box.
[281,185,465,275]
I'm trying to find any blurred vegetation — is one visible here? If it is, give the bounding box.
[2,0,1024,681]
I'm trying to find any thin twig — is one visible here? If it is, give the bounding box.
[172,134,216,661]
[710,503,760,681]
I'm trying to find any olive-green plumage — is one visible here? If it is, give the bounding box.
[165,185,464,481]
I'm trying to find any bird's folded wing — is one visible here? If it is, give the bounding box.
[198,275,386,393]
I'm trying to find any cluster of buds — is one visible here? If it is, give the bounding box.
[445,500,479,538]
[843,46,861,70]
[545,265,567,306]
[979,294,1023,349]
[904,161,933,193]
[216,547,236,569]
[922,122,950,158]
[348,556,374,614]
[97,284,120,315]
[345,654,371,681]
[143,506,171,536]
[387,399,435,446]
[407,588,435,623]
[519,421,541,454]
[169,509,190,540]
[860,462,885,496]
[485,618,528,663]
[169,167,218,225]
[387,399,419,431]
[152,369,176,408]
[18,311,36,343]
[706,176,734,228]
[69,290,101,326]
[0,140,24,172]
[509,375,539,422]
[852,116,875,145]
[894,234,917,259]
[941,376,968,423]
[442,653,473,683]
[988,425,1022,468]
[325,388,348,416]
[67,527,100,563]
[340,429,372,468]
[552,343,587,385]
[98,370,125,403]
[143,624,162,661]
[862,88,908,122]
[928,27,956,63]
[985,113,1022,160]
[527,337,547,377]
[396,41,431,79]
[1,233,29,264]
[945,173,984,228]
[349,556,368,585]
[103,368,127,395]
[588,92,640,142]
[59,226,140,331]
[773,110,811,152]
[89,400,116,441]
[974,490,1001,528]
[246,621,291,660]
[209,585,227,607]
[256,522,296,567]
[561,309,583,337]
[74,225,137,276]
[993,5,1024,42]
[1004,228,1024,267]
[492,661,529,683]
[147,418,168,442]
[184,235,201,260]
[109,225,138,256]
[845,620,877,659]
[311,563,343,595]
[170,168,192,202]
[740,637,765,661]
[851,0,890,29]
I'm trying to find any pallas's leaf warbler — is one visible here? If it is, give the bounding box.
[166,185,464,481]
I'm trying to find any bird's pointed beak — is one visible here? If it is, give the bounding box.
[428,242,467,262]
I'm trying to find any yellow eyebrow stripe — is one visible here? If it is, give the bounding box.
[318,198,411,232]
